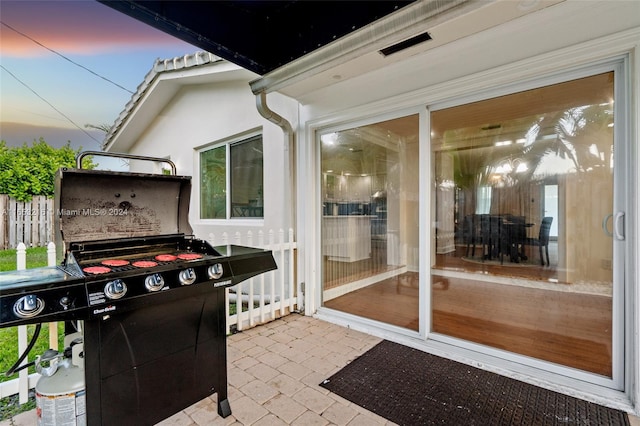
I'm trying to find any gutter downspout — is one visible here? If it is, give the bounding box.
[255,91,301,310]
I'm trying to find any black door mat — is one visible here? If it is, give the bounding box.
[320,340,629,426]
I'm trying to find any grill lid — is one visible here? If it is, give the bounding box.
[55,167,193,254]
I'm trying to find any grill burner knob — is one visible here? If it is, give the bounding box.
[179,268,197,286]
[104,279,127,300]
[145,273,165,292]
[208,263,224,280]
[13,294,45,319]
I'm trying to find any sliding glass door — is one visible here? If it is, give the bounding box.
[430,69,624,385]
[320,115,420,331]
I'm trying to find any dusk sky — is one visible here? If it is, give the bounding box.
[0,0,200,164]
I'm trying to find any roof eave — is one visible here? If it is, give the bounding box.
[250,0,569,98]
[103,52,257,152]
[248,0,479,95]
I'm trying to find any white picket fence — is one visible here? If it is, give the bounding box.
[208,229,298,333]
[0,229,297,404]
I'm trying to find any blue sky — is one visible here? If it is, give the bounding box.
[0,0,199,158]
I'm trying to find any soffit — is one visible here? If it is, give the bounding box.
[98,0,566,97]
[274,0,565,99]
[97,0,416,75]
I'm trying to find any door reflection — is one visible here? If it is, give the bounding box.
[431,72,615,377]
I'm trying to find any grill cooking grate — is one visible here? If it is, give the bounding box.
[78,252,212,276]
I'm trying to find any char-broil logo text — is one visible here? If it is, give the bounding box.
[93,305,116,315]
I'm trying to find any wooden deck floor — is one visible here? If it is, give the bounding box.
[323,247,612,377]
[324,272,419,330]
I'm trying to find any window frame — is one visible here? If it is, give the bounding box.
[198,129,264,222]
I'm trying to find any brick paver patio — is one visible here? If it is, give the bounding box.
[157,314,389,426]
[1,314,391,426]
[2,314,639,425]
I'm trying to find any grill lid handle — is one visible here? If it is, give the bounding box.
[76,151,177,175]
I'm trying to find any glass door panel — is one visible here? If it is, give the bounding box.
[320,115,420,330]
[431,72,616,378]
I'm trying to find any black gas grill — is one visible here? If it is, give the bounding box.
[0,154,277,425]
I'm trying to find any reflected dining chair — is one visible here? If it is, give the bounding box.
[463,214,478,257]
[478,215,506,263]
[525,217,553,266]
[478,214,492,261]
[490,215,507,264]
[506,215,528,263]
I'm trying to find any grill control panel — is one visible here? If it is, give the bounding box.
[85,260,234,315]
[1,245,276,327]
[0,282,87,326]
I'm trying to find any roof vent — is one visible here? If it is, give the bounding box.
[379,31,432,57]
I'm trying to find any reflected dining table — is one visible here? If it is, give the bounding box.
[500,218,534,263]
[472,214,535,264]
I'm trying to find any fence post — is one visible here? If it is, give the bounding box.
[224,288,231,335]
[16,243,29,404]
[279,229,285,316]
[16,242,26,270]
[289,228,295,312]
[235,232,243,331]
[47,241,56,266]
[47,242,59,350]
[36,196,52,247]
[258,231,265,324]
[0,194,8,250]
[269,230,276,320]
[247,232,255,327]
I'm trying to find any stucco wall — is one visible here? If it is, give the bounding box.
[126,78,298,243]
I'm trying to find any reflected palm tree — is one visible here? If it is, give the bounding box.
[553,104,613,172]
[447,100,613,223]
[490,102,613,186]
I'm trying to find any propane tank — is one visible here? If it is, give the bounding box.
[35,332,85,426]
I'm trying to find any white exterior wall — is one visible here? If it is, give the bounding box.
[293,0,639,415]
[125,78,298,242]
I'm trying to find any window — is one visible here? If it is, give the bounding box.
[475,186,491,215]
[200,134,263,219]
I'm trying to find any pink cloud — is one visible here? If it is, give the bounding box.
[0,0,189,57]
